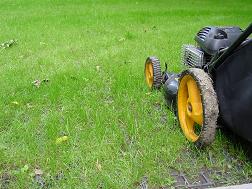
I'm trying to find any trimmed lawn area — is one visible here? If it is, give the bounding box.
[0,0,251,188]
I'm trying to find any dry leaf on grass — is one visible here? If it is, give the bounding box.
[11,101,19,105]
[96,159,102,171]
[0,39,17,49]
[118,37,125,42]
[33,79,50,88]
[96,65,101,71]
[33,80,41,88]
[55,136,68,144]
[34,168,43,176]
[34,168,45,187]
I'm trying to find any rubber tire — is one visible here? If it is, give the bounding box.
[144,56,162,90]
[177,68,219,148]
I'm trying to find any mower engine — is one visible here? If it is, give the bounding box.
[183,26,242,68]
[162,26,243,109]
[145,23,252,147]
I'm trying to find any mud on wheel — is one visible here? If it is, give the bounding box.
[177,68,219,148]
[144,57,162,90]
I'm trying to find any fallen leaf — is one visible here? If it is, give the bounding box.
[26,103,33,108]
[55,136,68,144]
[96,159,102,171]
[0,39,17,49]
[40,42,46,45]
[34,169,45,188]
[11,101,19,105]
[33,80,41,88]
[34,168,43,176]
[55,171,64,180]
[118,37,126,42]
[96,65,100,71]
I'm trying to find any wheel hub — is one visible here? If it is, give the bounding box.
[187,101,193,113]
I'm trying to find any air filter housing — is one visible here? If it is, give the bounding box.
[182,45,204,68]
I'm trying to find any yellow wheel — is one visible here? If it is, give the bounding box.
[177,68,219,147]
[144,57,162,89]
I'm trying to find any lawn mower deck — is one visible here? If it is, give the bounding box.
[145,23,252,147]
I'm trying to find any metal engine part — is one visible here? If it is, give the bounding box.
[183,45,205,68]
[162,72,180,112]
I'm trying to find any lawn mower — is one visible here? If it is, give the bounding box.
[144,23,252,147]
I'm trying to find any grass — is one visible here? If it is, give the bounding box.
[0,0,252,188]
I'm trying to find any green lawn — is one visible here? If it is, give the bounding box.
[0,0,252,188]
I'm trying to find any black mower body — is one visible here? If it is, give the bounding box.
[163,23,252,142]
[215,39,252,142]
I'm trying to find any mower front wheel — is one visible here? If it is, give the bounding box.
[177,68,219,147]
[144,57,162,90]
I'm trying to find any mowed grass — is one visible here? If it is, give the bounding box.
[0,0,252,188]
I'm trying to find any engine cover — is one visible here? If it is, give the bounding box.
[195,26,242,55]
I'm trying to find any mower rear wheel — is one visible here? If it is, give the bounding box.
[177,68,219,147]
[144,57,162,89]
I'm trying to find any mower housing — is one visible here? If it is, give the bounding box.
[161,23,252,143]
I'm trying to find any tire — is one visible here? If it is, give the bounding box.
[144,56,162,90]
[177,68,219,148]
